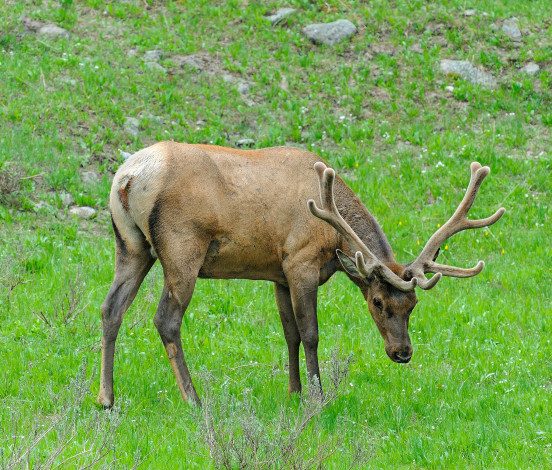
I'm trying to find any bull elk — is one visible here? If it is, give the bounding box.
[97,142,504,407]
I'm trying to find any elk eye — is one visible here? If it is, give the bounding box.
[372,298,383,310]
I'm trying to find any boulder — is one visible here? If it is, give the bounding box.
[303,19,357,46]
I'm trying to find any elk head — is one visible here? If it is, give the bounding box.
[308,162,505,363]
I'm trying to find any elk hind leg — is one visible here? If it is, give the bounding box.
[153,242,208,405]
[98,233,155,407]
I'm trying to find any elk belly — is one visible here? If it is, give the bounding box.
[198,236,285,282]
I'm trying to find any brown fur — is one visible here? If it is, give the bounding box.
[97,142,418,406]
[117,176,133,213]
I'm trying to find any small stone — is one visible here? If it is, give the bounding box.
[39,24,70,39]
[81,170,101,184]
[463,9,477,16]
[489,23,498,31]
[266,8,296,26]
[124,117,140,136]
[445,85,455,92]
[126,48,138,57]
[60,192,75,207]
[144,49,162,62]
[371,42,396,56]
[502,18,521,41]
[59,76,77,87]
[34,201,49,212]
[440,59,497,88]
[425,189,436,205]
[140,113,165,124]
[145,61,167,73]
[237,82,251,95]
[410,43,423,54]
[222,73,236,83]
[119,150,132,160]
[520,62,540,76]
[173,53,211,72]
[303,19,357,46]
[236,138,255,147]
[21,16,69,39]
[69,206,96,219]
[280,75,289,92]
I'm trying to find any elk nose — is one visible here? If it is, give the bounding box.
[394,351,412,363]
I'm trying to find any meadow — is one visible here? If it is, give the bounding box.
[0,0,551,468]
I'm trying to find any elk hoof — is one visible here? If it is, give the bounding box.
[97,392,114,408]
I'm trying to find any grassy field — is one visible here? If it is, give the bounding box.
[1,0,551,468]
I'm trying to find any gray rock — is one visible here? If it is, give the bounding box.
[440,59,497,88]
[39,24,70,39]
[60,192,75,207]
[173,53,212,72]
[520,62,539,76]
[144,49,162,62]
[502,18,521,41]
[303,19,357,46]
[34,201,49,212]
[145,61,167,73]
[236,138,255,147]
[124,117,140,136]
[266,8,296,26]
[119,150,132,160]
[81,170,101,184]
[69,206,96,219]
[59,76,77,87]
[237,82,251,95]
[20,16,69,39]
[410,43,423,54]
[463,9,477,16]
[140,113,165,124]
[222,73,236,83]
[172,53,248,87]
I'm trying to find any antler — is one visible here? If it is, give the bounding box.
[406,162,505,289]
[307,162,418,292]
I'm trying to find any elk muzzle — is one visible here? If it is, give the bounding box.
[385,342,413,364]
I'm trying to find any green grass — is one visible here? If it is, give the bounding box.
[1,0,551,468]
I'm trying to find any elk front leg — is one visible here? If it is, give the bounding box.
[274,282,302,394]
[98,251,155,407]
[285,267,321,390]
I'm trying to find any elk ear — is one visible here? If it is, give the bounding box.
[336,249,364,279]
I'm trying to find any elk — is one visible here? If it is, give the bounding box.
[97,142,504,407]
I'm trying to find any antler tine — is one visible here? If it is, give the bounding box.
[355,252,418,292]
[426,260,484,278]
[307,163,375,265]
[408,162,505,289]
[307,162,417,292]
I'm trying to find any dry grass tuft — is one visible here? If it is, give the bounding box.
[0,359,128,470]
[193,348,371,469]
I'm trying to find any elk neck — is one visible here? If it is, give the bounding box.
[333,177,396,265]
